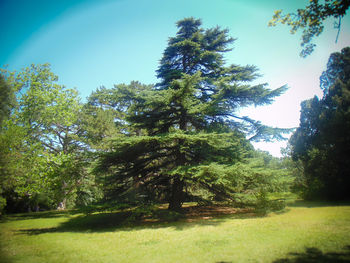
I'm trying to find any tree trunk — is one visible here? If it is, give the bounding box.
[57,199,66,210]
[57,180,69,210]
[168,120,187,211]
[168,176,184,211]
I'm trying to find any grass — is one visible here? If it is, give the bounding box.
[1,201,350,263]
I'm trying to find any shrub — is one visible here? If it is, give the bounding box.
[0,196,6,215]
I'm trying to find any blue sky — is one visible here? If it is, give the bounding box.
[1,0,350,156]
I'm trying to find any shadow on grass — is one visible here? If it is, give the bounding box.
[288,200,350,208]
[273,246,350,263]
[0,209,82,223]
[15,207,261,235]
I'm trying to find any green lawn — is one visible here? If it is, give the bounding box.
[1,202,350,263]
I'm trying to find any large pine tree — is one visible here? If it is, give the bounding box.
[97,18,288,210]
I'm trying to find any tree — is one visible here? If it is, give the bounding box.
[0,75,14,125]
[269,0,350,57]
[0,64,99,211]
[81,82,152,149]
[97,18,289,211]
[0,75,13,213]
[0,68,51,212]
[289,47,350,200]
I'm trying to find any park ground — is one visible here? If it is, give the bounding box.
[1,201,350,263]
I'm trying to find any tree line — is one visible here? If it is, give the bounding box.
[0,17,349,214]
[289,47,350,200]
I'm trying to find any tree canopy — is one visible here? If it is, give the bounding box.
[96,18,290,211]
[1,18,295,214]
[289,47,350,200]
[0,64,101,212]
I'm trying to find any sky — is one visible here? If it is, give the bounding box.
[1,0,350,157]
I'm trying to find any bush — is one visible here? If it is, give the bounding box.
[153,209,184,221]
[0,196,6,215]
[126,205,157,222]
[255,193,286,215]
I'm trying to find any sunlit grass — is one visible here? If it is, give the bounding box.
[1,202,350,263]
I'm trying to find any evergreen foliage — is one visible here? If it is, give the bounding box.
[97,18,290,210]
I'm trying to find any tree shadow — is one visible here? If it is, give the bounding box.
[15,206,261,235]
[273,246,350,263]
[1,210,81,223]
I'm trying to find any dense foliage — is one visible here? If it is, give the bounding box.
[0,64,102,213]
[289,47,350,200]
[97,18,290,211]
[0,18,294,214]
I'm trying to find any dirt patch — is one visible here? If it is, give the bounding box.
[130,204,256,225]
[182,205,253,221]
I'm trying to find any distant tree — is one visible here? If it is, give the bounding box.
[269,0,350,57]
[97,18,289,211]
[289,47,350,200]
[280,139,306,196]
